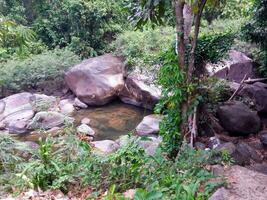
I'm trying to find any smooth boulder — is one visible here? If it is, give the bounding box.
[135,114,163,136]
[27,111,74,130]
[217,101,261,135]
[119,75,161,109]
[0,92,35,127]
[65,54,125,106]
[239,82,267,113]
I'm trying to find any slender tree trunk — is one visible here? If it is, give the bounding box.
[173,0,185,71]
[188,0,207,82]
[173,0,189,137]
[187,0,208,145]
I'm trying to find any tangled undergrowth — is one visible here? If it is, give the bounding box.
[0,125,228,200]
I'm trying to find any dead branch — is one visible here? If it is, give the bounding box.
[228,74,247,101]
[244,77,267,84]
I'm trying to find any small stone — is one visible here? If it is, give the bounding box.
[59,99,75,115]
[74,98,88,109]
[81,117,91,125]
[77,124,95,136]
[92,140,119,154]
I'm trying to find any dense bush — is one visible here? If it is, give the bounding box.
[111,26,175,72]
[0,48,80,95]
[0,0,128,58]
[0,16,45,61]
[0,132,225,199]
[242,0,267,76]
[196,31,236,65]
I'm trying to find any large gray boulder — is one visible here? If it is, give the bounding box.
[27,111,74,130]
[135,114,163,136]
[0,92,35,128]
[65,54,125,106]
[209,165,267,200]
[119,75,161,109]
[239,82,267,113]
[217,101,261,135]
[216,142,262,165]
[210,50,257,83]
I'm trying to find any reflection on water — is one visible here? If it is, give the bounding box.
[15,101,151,142]
[73,101,151,140]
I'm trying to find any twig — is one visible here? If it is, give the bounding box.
[190,106,198,147]
[244,77,267,84]
[228,74,247,101]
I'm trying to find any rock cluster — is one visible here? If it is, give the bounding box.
[65,54,161,109]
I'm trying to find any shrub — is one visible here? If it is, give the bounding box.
[111,26,175,73]
[242,0,267,76]
[0,48,80,96]
[3,134,223,199]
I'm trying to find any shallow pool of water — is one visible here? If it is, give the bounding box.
[73,101,151,140]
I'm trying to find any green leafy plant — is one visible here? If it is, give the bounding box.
[0,48,80,96]
[111,26,175,73]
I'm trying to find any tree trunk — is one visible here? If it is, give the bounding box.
[173,0,189,137]
[188,0,207,82]
[183,4,193,44]
[173,0,185,71]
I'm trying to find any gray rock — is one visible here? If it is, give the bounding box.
[27,111,74,130]
[92,140,119,154]
[59,99,75,115]
[209,187,230,200]
[31,94,58,112]
[239,82,267,113]
[135,114,163,136]
[81,117,91,125]
[77,124,95,136]
[8,120,28,134]
[0,93,35,127]
[209,165,267,200]
[74,98,88,109]
[216,142,262,165]
[217,101,261,135]
[119,75,161,109]
[65,54,125,106]
[212,51,257,83]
